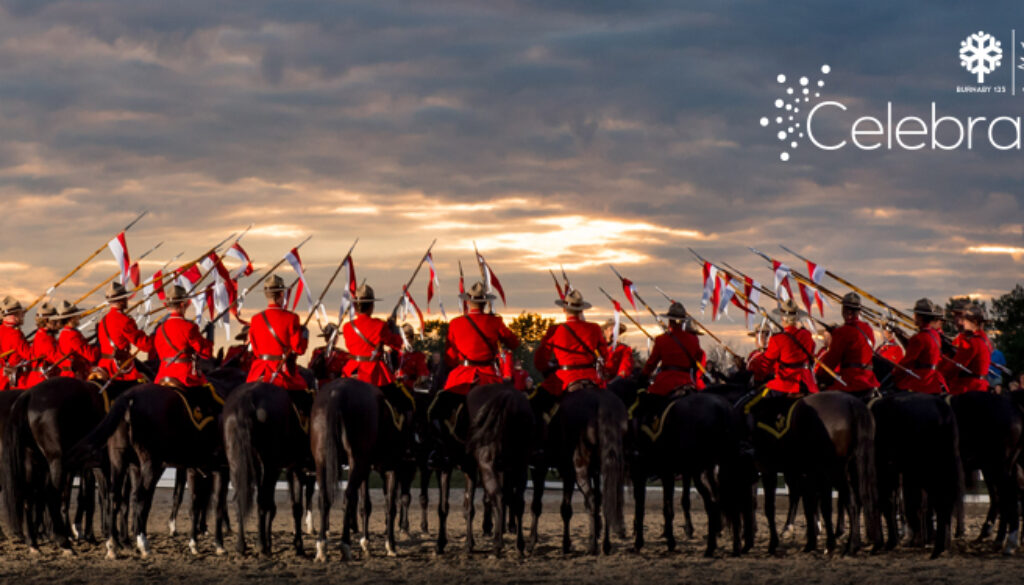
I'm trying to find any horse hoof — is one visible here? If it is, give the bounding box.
[61,547,75,558]
[340,543,352,561]
[304,511,314,535]
[137,534,151,558]
[71,524,81,541]
[386,543,397,558]
[168,520,177,536]
[684,526,695,539]
[360,537,369,556]
[1002,531,1019,556]
[781,524,795,540]
[189,539,199,556]
[215,545,226,556]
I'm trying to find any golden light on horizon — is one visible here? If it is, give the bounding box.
[966,245,1024,259]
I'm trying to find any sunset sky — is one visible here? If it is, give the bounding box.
[0,1,1021,352]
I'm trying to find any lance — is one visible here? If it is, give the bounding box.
[26,210,148,311]
[458,260,468,315]
[549,269,564,299]
[608,265,667,331]
[778,245,917,327]
[599,286,706,376]
[652,285,743,362]
[472,241,493,313]
[70,240,165,306]
[302,238,359,329]
[390,239,438,319]
[94,349,143,394]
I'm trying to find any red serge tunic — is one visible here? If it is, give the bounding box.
[310,346,350,387]
[57,326,99,380]
[154,313,213,387]
[940,330,991,394]
[751,326,817,394]
[0,322,32,389]
[341,313,402,386]
[398,350,430,390]
[896,328,945,394]
[24,329,59,387]
[97,306,153,381]
[819,318,880,392]
[877,340,905,364]
[534,316,608,396]
[443,308,520,395]
[247,303,309,391]
[642,325,704,396]
[604,344,634,380]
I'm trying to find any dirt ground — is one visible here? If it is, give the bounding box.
[0,485,1020,585]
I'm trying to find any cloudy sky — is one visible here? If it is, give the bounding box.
[0,0,1021,350]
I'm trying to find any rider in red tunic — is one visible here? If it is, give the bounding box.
[341,284,402,386]
[534,289,608,398]
[940,303,991,394]
[750,299,817,396]
[0,296,33,390]
[24,303,60,387]
[308,323,350,387]
[817,293,880,399]
[876,320,905,365]
[55,301,99,380]
[397,323,430,390]
[96,282,153,385]
[152,285,219,417]
[247,275,309,389]
[222,325,252,370]
[602,320,633,381]
[895,298,946,394]
[636,302,705,433]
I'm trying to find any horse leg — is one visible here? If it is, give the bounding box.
[998,470,1020,555]
[384,470,399,557]
[314,459,331,562]
[680,474,695,539]
[188,470,213,555]
[287,470,305,556]
[846,461,863,556]
[304,474,315,536]
[835,481,848,541]
[360,481,372,556]
[45,457,73,554]
[800,475,819,553]
[397,462,413,537]
[339,464,366,561]
[131,457,161,559]
[464,470,476,554]
[528,465,545,553]
[662,474,676,552]
[694,471,718,557]
[632,464,646,551]
[419,464,430,534]
[168,467,186,536]
[781,478,801,541]
[819,475,835,554]
[256,470,277,556]
[435,468,450,555]
[764,472,780,555]
[477,449,502,556]
[560,471,575,555]
[212,470,228,555]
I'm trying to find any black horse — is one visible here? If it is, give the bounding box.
[67,374,240,559]
[528,385,627,555]
[464,383,535,556]
[2,378,112,554]
[871,391,962,558]
[949,391,1023,554]
[748,390,881,555]
[310,377,407,561]
[629,391,756,556]
[222,382,312,557]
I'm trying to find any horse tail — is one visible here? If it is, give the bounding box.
[854,401,880,544]
[2,391,32,538]
[225,389,257,522]
[598,398,626,536]
[467,388,515,458]
[66,387,142,467]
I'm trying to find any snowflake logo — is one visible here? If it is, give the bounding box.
[959,31,1002,83]
[1018,41,1024,72]
[759,64,830,163]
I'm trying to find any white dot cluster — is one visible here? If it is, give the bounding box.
[761,64,830,162]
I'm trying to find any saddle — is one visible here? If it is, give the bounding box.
[159,380,223,431]
[639,397,683,442]
[381,397,406,433]
[745,389,802,440]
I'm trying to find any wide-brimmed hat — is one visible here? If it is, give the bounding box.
[841,292,862,310]
[105,281,131,302]
[601,319,627,335]
[555,289,592,311]
[909,298,943,317]
[263,274,288,294]
[1,296,24,316]
[165,284,190,304]
[772,299,807,318]
[56,300,87,319]
[401,323,415,338]
[962,303,987,323]
[318,322,338,339]
[659,302,688,320]
[36,302,58,319]
[234,324,250,341]
[460,281,496,303]
[882,318,899,332]
[353,284,383,304]
[948,298,969,315]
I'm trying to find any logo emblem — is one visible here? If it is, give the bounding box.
[960,31,1002,83]
[759,64,830,162]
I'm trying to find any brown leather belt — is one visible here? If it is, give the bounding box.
[660,365,694,373]
[162,357,191,365]
[461,359,495,367]
[258,354,285,361]
[351,355,379,363]
[560,363,596,371]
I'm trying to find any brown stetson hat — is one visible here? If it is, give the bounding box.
[659,302,687,320]
[460,281,496,303]
[105,281,131,301]
[555,289,592,311]
[1,296,24,316]
[962,303,987,323]
[354,284,383,304]
[772,299,807,318]
[36,302,58,319]
[263,274,288,294]
[56,300,87,319]
[602,319,627,335]
[234,324,250,341]
[318,322,338,339]
[165,284,191,304]
[908,298,943,317]
[841,292,862,310]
